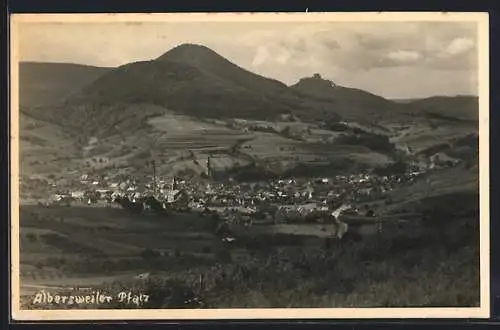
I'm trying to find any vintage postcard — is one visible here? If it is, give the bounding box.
[10,12,490,321]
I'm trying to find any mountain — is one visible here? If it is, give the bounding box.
[48,43,346,137]
[19,62,111,108]
[403,96,479,122]
[290,74,406,123]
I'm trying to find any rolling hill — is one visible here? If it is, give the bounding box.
[19,62,111,109]
[395,95,479,122]
[290,74,406,123]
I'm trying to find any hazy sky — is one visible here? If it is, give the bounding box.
[17,20,479,99]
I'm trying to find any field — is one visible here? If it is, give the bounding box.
[147,111,252,151]
[66,110,396,179]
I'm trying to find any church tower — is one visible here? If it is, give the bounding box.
[207,156,213,178]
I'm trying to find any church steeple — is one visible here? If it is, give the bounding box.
[207,156,213,178]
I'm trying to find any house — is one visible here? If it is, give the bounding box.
[222,237,236,243]
[49,194,63,203]
[96,189,111,194]
[166,189,181,203]
[430,152,459,167]
[71,190,85,199]
[131,192,142,203]
[111,191,123,199]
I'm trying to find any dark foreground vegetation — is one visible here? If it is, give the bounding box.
[21,200,479,309]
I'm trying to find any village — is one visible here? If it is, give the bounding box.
[19,151,456,238]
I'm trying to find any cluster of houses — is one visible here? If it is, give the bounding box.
[31,162,430,217]
[38,173,186,207]
[24,148,459,234]
[20,161,446,243]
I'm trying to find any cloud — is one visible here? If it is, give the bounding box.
[276,50,291,65]
[251,46,269,67]
[237,21,478,73]
[386,50,421,63]
[444,37,475,56]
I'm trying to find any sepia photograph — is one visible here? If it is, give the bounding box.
[10,12,490,320]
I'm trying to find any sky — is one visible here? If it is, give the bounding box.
[17,20,479,99]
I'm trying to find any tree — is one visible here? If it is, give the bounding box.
[374,160,407,176]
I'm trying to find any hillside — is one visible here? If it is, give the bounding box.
[290,74,408,123]
[400,96,479,122]
[19,62,111,108]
